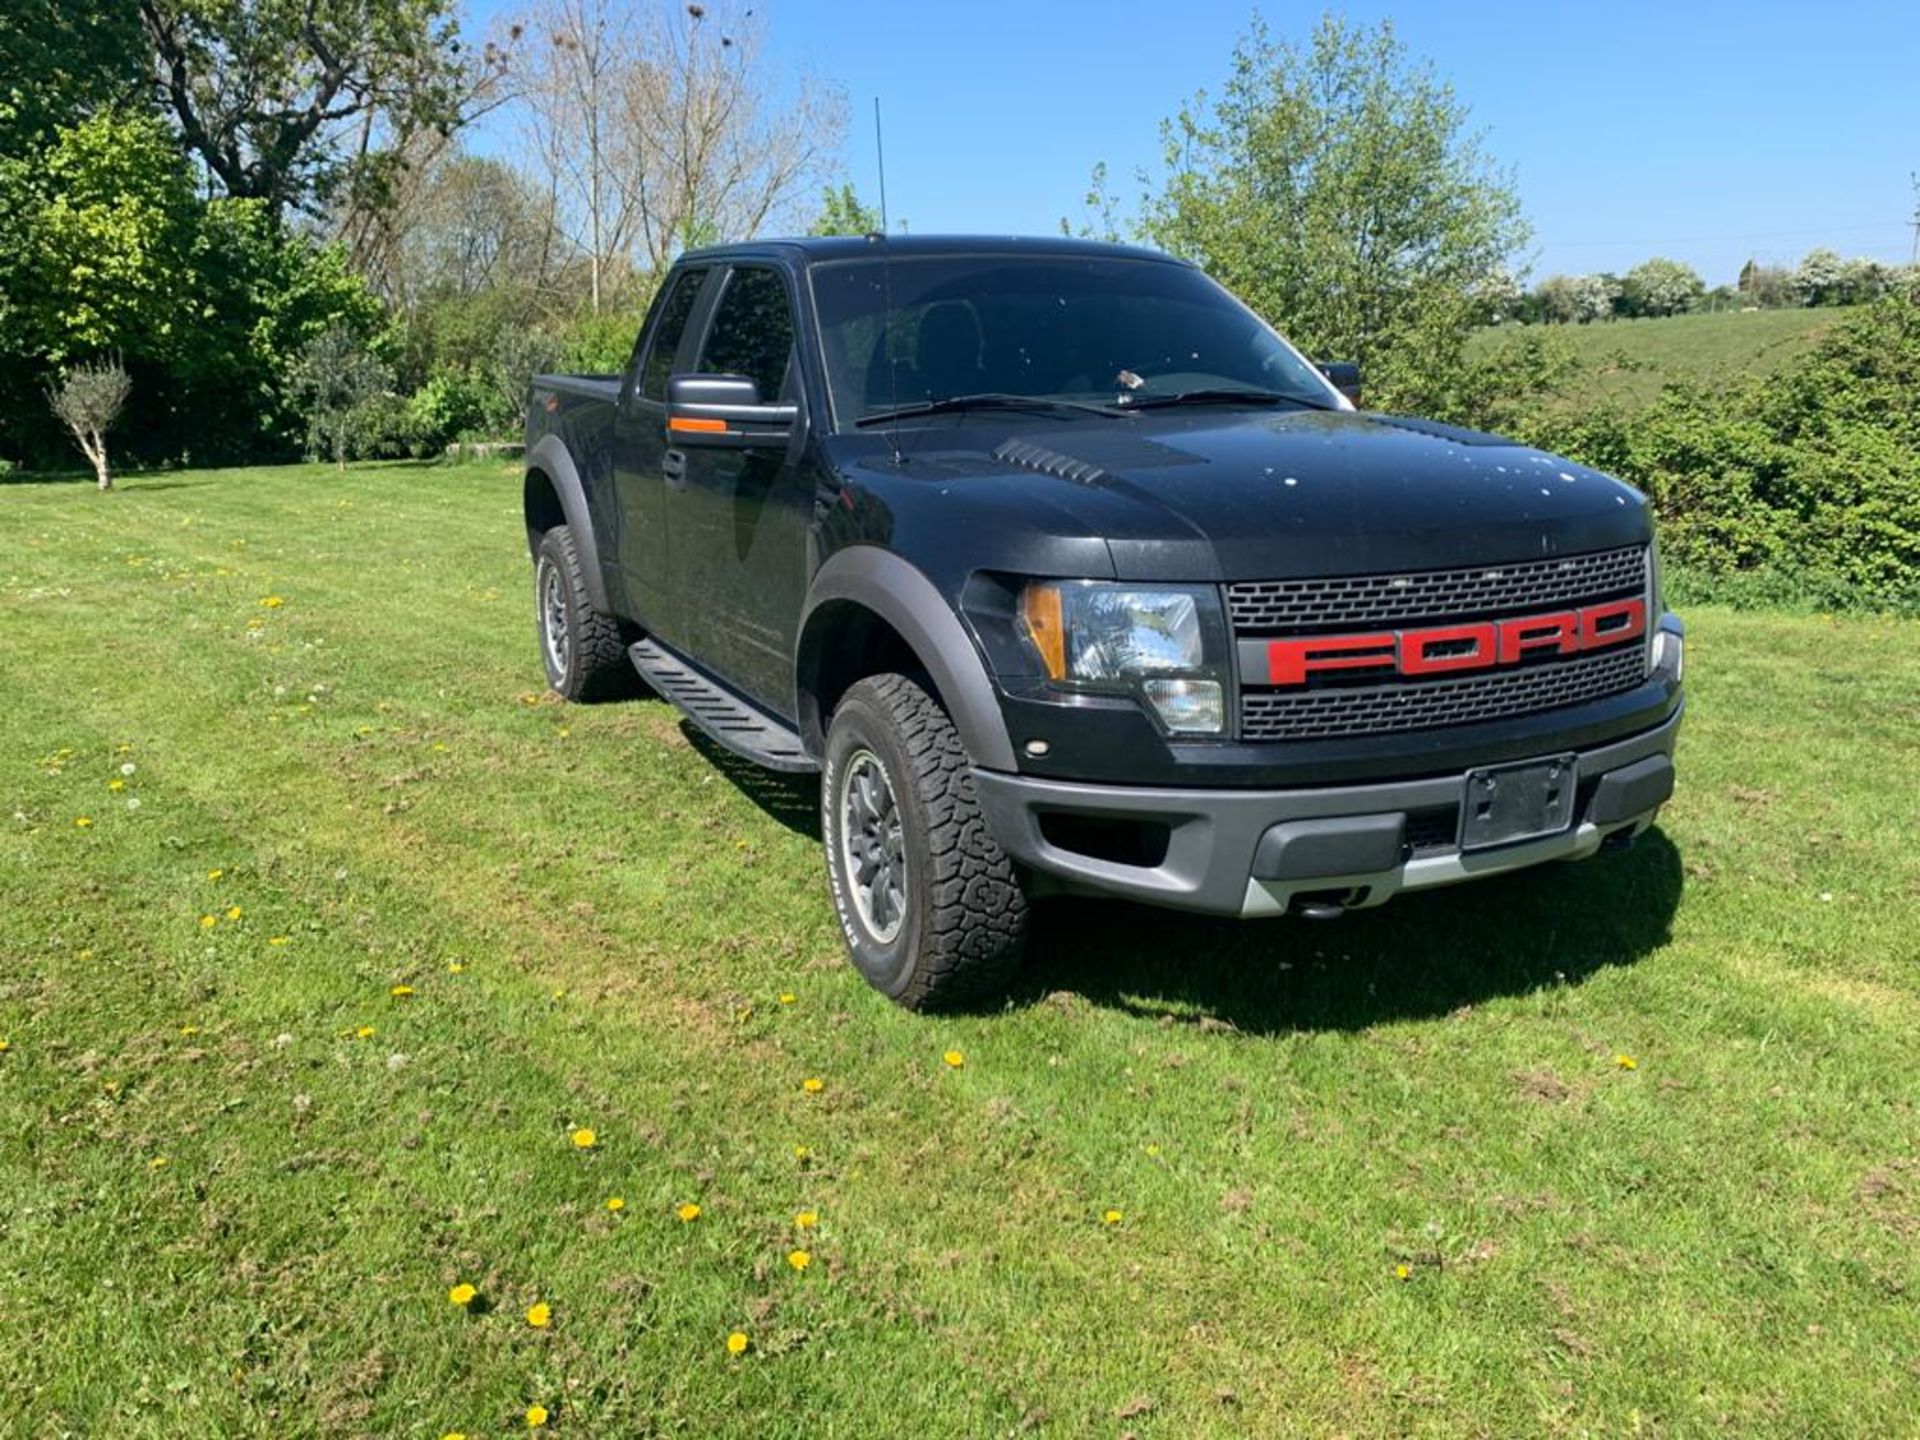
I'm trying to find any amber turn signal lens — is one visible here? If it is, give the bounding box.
[1022,584,1067,680]
[668,415,727,433]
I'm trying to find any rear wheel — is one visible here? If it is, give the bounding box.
[821,674,1028,1009]
[534,525,630,701]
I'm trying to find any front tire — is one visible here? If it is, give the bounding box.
[534,525,630,702]
[821,674,1028,1010]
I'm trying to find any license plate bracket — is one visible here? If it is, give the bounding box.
[1459,754,1577,852]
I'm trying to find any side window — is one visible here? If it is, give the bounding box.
[697,267,797,400]
[638,267,708,401]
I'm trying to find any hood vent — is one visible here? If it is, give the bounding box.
[991,438,1111,486]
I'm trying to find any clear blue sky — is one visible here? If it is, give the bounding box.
[466,0,1920,286]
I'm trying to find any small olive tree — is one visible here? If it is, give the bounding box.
[47,359,133,490]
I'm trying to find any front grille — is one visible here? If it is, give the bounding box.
[1241,647,1646,741]
[1227,546,1647,632]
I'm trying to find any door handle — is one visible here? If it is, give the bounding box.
[663,449,687,489]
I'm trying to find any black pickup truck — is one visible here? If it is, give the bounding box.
[523,235,1683,1008]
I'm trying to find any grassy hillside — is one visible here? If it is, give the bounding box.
[3,463,1917,1437]
[1474,307,1856,411]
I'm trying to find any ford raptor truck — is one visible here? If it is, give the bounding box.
[522,236,1683,1009]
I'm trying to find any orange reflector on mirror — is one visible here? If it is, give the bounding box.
[669,415,728,433]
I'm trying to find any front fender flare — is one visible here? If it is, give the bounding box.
[525,433,611,613]
[798,547,1017,772]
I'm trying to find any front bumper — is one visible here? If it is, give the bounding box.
[972,703,1682,917]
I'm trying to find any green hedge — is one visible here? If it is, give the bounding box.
[1510,297,1920,613]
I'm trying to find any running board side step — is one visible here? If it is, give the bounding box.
[628,638,819,774]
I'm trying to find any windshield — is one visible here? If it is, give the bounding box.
[807,253,1339,429]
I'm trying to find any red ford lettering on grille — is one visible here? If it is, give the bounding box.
[1267,599,1645,687]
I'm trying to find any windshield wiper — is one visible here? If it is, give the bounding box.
[1121,387,1338,413]
[855,392,1123,427]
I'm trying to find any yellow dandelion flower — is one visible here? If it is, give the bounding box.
[778,992,796,1005]
[356,1025,376,1039]
[448,1283,477,1306]
[525,1404,548,1428]
[787,1249,811,1272]
[1143,1143,1162,1156]
[447,961,465,973]
[676,1203,701,1222]
[726,1330,749,1355]
[794,1210,818,1228]
[802,1077,824,1093]
[793,1145,812,1162]
[1395,1263,1411,1281]
[199,914,217,929]
[390,984,415,998]
[74,817,93,829]
[207,869,224,880]
[108,778,126,793]
[149,1156,169,1170]
[443,1433,467,1440]
[259,595,284,609]
[178,1025,199,1037]
[605,1197,625,1212]
[269,936,290,946]
[525,1301,551,1328]
[942,1050,965,1068]
[570,1127,597,1149]
[0,1040,10,1053]
[1101,1209,1124,1225]
[225,906,243,921]
[1614,1054,1638,1070]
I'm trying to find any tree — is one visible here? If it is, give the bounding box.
[47,358,133,489]
[1127,14,1525,408]
[620,4,846,268]
[808,182,880,237]
[1571,273,1620,324]
[136,0,505,218]
[518,0,637,314]
[5,109,201,367]
[1837,256,1890,305]
[1059,161,1124,242]
[1793,248,1846,307]
[0,0,148,154]
[1622,257,1704,318]
[288,323,393,466]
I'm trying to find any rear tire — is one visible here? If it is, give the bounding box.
[821,674,1028,1010]
[534,525,630,702]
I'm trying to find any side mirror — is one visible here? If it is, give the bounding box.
[666,373,798,448]
[1316,361,1361,406]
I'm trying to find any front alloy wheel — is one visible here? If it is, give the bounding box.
[837,748,907,944]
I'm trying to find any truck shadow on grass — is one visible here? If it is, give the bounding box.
[1013,831,1684,1034]
[683,727,1683,1035]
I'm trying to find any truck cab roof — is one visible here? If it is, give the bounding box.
[674,233,1191,269]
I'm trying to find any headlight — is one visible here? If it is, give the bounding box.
[1020,582,1230,735]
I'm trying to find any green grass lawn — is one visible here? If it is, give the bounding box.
[1474,307,1854,412]
[3,462,1917,1437]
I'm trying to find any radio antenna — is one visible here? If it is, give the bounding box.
[874,97,889,236]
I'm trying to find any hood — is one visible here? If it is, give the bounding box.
[831,409,1651,582]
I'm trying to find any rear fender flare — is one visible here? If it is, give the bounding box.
[797,548,1017,772]
[525,434,611,613]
